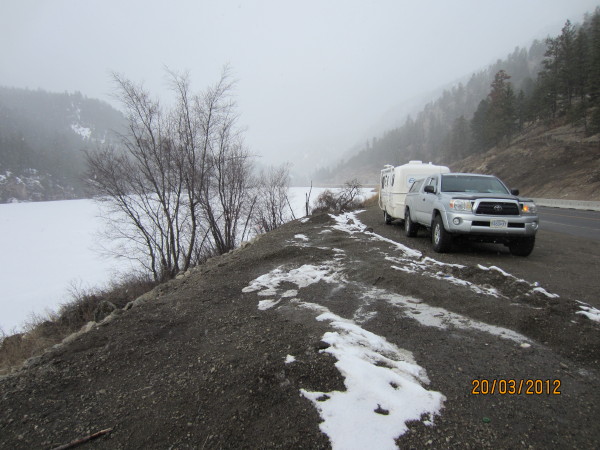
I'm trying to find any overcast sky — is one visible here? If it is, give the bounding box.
[1,0,598,173]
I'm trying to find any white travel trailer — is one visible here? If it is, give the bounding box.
[379,160,450,223]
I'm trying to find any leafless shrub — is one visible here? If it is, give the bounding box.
[252,164,294,233]
[361,190,379,208]
[311,178,364,213]
[0,273,157,375]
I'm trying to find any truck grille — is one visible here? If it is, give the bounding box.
[475,202,519,216]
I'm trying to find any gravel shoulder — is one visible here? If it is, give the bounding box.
[1,206,599,449]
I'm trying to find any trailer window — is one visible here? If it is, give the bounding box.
[409,179,424,193]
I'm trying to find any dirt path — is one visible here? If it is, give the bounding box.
[1,206,599,448]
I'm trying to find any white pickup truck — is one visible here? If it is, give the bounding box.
[403,173,539,256]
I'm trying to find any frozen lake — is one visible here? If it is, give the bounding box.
[0,187,371,333]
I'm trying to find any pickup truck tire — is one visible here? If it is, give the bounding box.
[384,211,393,225]
[432,215,452,253]
[404,208,419,237]
[508,236,535,257]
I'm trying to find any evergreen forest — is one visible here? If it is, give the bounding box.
[0,88,125,202]
[315,8,600,183]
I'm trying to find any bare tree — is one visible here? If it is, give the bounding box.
[252,164,293,233]
[87,67,254,281]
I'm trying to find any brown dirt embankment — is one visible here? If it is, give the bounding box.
[0,206,599,449]
[453,124,600,200]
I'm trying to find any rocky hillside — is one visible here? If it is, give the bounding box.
[453,123,600,200]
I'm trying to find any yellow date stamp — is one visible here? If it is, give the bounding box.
[471,379,561,395]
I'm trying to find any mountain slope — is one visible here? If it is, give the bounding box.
[452,123,600,200]
[0,87,125,202]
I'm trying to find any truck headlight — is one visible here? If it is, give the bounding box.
[449,199,472,211]
[520,202,537,214]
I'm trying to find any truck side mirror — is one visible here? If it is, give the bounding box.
[511,189,520,196]
[424,185,435,194]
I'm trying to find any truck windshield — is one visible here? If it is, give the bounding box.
[441,175,509,194]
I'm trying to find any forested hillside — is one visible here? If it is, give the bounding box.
[0,88,125,202]
[318,8,600,189]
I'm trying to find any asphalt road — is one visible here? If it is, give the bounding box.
[538,206,600,241]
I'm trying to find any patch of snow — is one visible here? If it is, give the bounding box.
[285,355,296,364]
[257,299,281,310]
[300,217,310,224]
[577,305,600,323]
[293,299,331,315]
[242,263,342,295]
[478,264,559,298]
[422,256,465,268]
[531,287,560,299]
[366,288,530,344]
[430,272,500,298]
[353,309,378,324]
[71,123,92,139]
[294,234,309,241]
[391,265,417,274]
[301,305,445,450]
[387,256,500,298]
[330,212,422,258]
[477,264,518,279]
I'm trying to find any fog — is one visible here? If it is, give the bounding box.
[1,0,598,176]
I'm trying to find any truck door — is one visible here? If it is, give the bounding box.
[416,176,438,223]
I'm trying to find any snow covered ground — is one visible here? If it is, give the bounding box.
[0,187,374,333]
[0,199,133,333]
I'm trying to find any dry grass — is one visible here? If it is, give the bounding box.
[0,273,157,375]
[361,189,380,208]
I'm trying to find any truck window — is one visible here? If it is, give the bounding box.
[425,177,437,193]
[441,175,509,194]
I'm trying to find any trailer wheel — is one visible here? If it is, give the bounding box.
[384,211,393,224]
[404,208,418,237]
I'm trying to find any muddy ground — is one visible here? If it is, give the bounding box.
[1,205,599,449]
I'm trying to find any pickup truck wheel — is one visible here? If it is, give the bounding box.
[509,237,535,256]
[431,215,452,253]
[384,211,393,224]
[404,208,418,237]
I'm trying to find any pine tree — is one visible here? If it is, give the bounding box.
[557,20,578,109]
[471,98,490,152]
[447,115,470,159]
